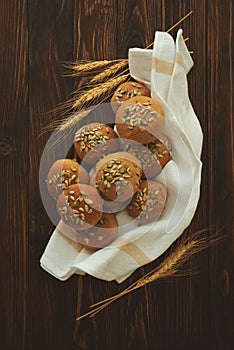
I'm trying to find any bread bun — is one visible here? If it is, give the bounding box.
[57,184,103,229]
[127,180,167,222]
[47,159,89,199]
[73,212,118,248]
[103,199,129,213]
[124,138,171,178]
[74,123,119,165]
[95,152,142,202]
[116,96,165,144]
[111,81,150,112]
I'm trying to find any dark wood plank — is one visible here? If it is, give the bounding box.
[207,1,234,349]
[0,0,233,349]
[73,0,118,61]
[111,3,164,349]
[116,1,210,349]
[27,2,77,350]
[117,0,163,56]
[73,1,156,349]
[73,1,120,349]
[161,0,212,347]
[0,1,28,349]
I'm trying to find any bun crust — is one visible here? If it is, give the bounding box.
[73,213,118,248]
[127,180,167,222]
[57,184,103,230]
[124,138,171,178]
[47,159,89,199]
[95,152,142,201]
[111,81,150,112]
[116,96,165,144]
[74,123,119,165]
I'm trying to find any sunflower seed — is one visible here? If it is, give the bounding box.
[85,198,93,205]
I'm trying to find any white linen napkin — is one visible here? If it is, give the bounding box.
[40,29,203,283]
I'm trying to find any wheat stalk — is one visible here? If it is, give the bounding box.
[40,72,129,134]
[72,73,129,110]
[75,227,220,321]
[60,109,93,131]
[63,60,116,76]
[44,11,194,133]
[90,60,128,84]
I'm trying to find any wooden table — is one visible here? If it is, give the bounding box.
[0,1,233,349]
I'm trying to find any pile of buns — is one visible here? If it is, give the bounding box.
[46,81,172,249]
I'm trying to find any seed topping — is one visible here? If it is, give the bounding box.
[124,140,170,170]
[122,102,161,127]
[59,189,95,226]
[70,165,78,172]
[101,158,136,191]
[48,168,79,192]
[115,83,144,101]
[131,187,161,219]
[74,124,110,153]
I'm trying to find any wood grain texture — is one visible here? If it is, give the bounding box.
[117,0,163,56]
[73,2,120,349]
[116,2,211,350]
[0,1,28,349]
[207,1,234,349]
[27,2,77,350]
[0,0,233,349]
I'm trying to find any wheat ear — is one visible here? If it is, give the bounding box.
[75,227,220,321]
[44,10,193,134]
[63,60,115,76]
[90,60,128,84]
[72,73,129,110]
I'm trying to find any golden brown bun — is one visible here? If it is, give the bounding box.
[47,159,89,199]
[74,123,119,165]
[111,81,150,112]
[103,199,129,213]
[95,152,142,202]
[127,180,167,222]
[116,96,165,144]
[90,169,130,212]
[95,151,141,170]
[73,213,118,248]
[124,138,171,179]
[57,184,103,230]
[157,134,172,151]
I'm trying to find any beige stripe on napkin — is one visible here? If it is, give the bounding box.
[152,57,174,75]
[152,53,184,75]
[176,52,184,68]
[115,237,151,265]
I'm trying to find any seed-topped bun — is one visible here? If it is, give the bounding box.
[95,151,141,170]
[127,180,167,222]
[57,184,103,230]
[73,213,118,248]
[103,199,129,213]
[47,159,89,199]
[74,123,119,165]
[95,152,142,202]
[111,81,150,112]
[90,170,130,212]
[116,96,165,144]
[157,134,172,151]
[124,138,171,179]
